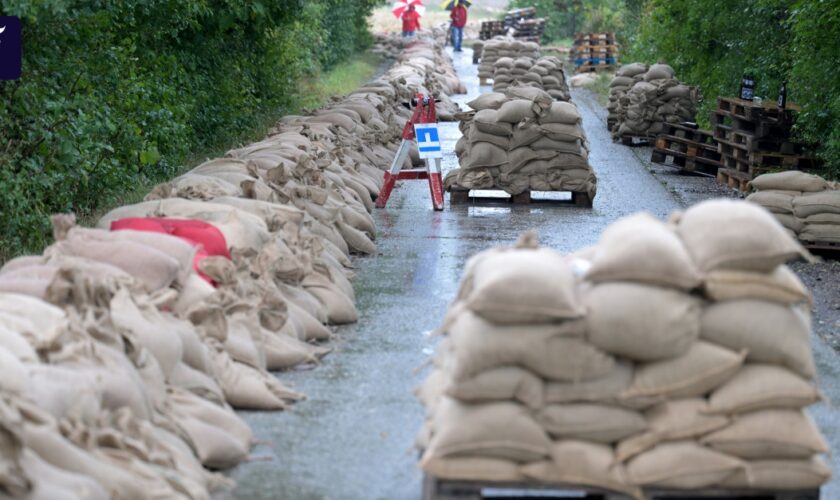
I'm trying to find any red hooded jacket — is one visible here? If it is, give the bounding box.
[402,9,421,32]
[450,5,468,28]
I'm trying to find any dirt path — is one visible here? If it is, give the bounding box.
[217,48,840,499]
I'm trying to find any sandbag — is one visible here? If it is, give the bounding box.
[537,404,647,443]
[677,199,805,272]
[626,441,744,489]
[463,248,583,324]
[543,361,633,405]
[445,366,544,410]
[700,300,814,377]
[425,398,551,463]
[750,171,831,192]
[707,364,821,414]
[622,341,745,401]
[702,266,810,305]
[700,409,828,459]
[721,457,831,490]
[585,283,700,362]
[586,214,700,289]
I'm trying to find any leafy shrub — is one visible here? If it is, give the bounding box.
[0,0,380,256]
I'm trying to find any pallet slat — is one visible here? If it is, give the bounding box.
[449,185,593,208]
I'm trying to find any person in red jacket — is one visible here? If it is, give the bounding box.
[450,1,468,51]
[402,5,421,38]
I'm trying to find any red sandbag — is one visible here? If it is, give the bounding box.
[110,218,230,258]
[110,217,229,284]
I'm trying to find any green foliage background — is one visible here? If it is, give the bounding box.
[510,0,839,180]
[0,0,379,255]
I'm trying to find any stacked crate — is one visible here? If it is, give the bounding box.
[651,123,723,176]
[572,32,619,73]
[712,97,820,192]
[504,7,537,28]
[511,18,546,43]
[479,20,505,41]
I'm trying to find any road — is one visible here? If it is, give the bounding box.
[217,47,840,500]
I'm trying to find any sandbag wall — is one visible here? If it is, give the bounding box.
[609,62,700,140]
[748,171,840,244]
[477,38,541,83]
[0,32,463,499]
[446,86,596,197]
[417,199,830,496]
[492,55,571,102]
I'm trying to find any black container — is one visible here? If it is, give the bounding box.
[739,75,755,101]
[778,80,787,109]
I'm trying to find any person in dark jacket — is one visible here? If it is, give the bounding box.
[450,1,468,51]
[402,5,421,37]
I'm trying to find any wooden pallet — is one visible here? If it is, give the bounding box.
[717,166,752,192]
[423,476,819,500]
[651,132,722,176]
[479,77,491,86]
[803,240,840,258]
[717,140,820,172]
[717,96,800,121]
[576,64,617,74]
[449,186,593,208]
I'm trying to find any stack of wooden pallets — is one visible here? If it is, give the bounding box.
[511,17,546,43]
[479,20,505,40]
[650,123,723,176]
[712,97,820,192]
[572,32,619,73]
[503,7,537,28]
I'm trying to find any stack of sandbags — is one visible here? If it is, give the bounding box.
[611,63,699,140]
[748,171,840,244]
[447,86,596,198]
[607,62,648,129]
[0,27,466,498]
[492,56,570,101]
[417,200,831,496]
[477,38,541,83]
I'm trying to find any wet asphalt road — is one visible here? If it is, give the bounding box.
[218,48,840,500]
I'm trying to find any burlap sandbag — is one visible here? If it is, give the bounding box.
[544,361,632,405]
[466,142,509,169]
[467,93,509,111]
[496,100,537,124]
[700,409,829,459]
[539,101,581,125]
[677,199,805,272]
[702,265,811,305]
[537,404,647,443]
[617,62,648,78]
[746,191,795,214]
[700,300,814,377]
[425,397,551,463]
[520,441,642,499]
[446,311,612,382]
[621,341,745,401]
[468,127,511,149]
[626,441,745,489]
[800,223,840,243]
[707,364,821,414]
[445,366,544,410]
[721,457,831,490]
[473,110,513,137]
[585,283,700,362]
[464,248,584,324]
[420,456,525,482]
[616,399,730,462]
[750,171,831,192]
[585,213,700,290]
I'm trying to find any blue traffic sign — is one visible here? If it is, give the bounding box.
[414,124,442,159]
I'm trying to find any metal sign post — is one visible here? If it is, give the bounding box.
[375,93,445,211]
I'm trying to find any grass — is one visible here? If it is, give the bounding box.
[72,51,385,237]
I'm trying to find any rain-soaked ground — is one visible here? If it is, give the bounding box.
[218,47,840,500]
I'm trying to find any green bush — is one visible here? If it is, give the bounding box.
[0,0,380,256]
[625,0,840,180]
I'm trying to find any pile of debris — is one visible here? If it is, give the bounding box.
[609,62,700,141]
[446,86,596,199]
[491,56,570,102]
[418,200,830,496]
[0,30,463,499]
[748,171,840,246]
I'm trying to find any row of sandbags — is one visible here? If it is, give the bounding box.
[492,55,570,102]
[0,33,463,499]
[609,62,700,139]
[477,38,541,81]
[748,171,840,243]
[416,199,830,497]
[446,85,597,198]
